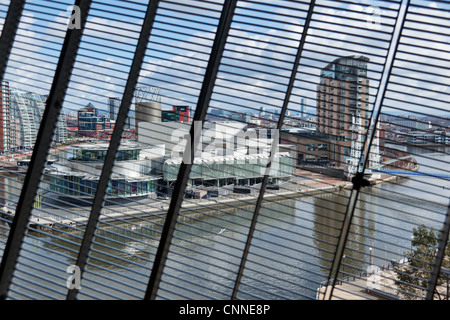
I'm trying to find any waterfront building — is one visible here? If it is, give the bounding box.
[0,81,11,153]
[0,83,68,151]
[108,97,120,121]
[281,128,334,165]
[77,103,111,138]
[124,119,294,193]
[163,152,294,190]
[313,55,382,175]
[173,105,190,123]
[48,122,293,198]
[10,89,44,149]
[161,106,191,123]
[5,85,67,150]
[108,97,131,129]
[346,116,382,176]
[316,55,370,136]
[281,55,381,177]
[48,141,164,198]
[315,55,370,166]
[406,130,450,145]
[53,112,68,144]
[162,121,293,190]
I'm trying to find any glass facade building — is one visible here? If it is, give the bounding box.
[164,153,294,182]
[48,142,160,198]
[49,175,157,197]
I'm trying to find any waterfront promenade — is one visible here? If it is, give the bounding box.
[316,264,400,300]
[1,168,399,230]
[0,167,416,300]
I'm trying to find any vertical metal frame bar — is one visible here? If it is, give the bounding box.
[0,0,27,298]
[230,0,316,300]
[0,0,92,300]
[66,0,160,300]
[426,203,450,300]
[144,0,237,300]
[0,0,25,83]
[324,0,410,300]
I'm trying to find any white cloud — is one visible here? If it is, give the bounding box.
[1,0,448,119]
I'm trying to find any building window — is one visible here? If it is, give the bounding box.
[344,147,351,156]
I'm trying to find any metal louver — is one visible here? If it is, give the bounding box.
[0,0,448,304]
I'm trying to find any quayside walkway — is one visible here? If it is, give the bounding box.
[1,169,399,231]
[316,262,401,300]
[1,169,354,229]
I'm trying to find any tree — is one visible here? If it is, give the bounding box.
[394,224,450,300]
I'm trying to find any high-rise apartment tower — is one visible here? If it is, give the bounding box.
[316,55,370,166]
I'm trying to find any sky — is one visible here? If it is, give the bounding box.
[0,0,448,121]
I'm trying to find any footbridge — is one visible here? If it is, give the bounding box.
[370,169,450,179]
[369,155,450,179]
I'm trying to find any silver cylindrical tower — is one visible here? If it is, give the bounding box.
[134,86,161,140]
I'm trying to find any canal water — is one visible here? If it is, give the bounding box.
[0,147,449,300]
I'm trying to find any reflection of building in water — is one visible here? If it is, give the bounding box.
[312,193,345,274]
[0,175,6,206]
[312,191,374,277]
[0,175,22,206]
[0,175,42,210]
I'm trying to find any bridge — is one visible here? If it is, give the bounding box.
[370,169,450,179]
[369,155,450,179]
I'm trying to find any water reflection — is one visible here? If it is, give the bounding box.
[0,174,23,205]
[1,149,449,299]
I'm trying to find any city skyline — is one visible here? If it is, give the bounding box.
[1,1,447,119]
[0,73,446,156]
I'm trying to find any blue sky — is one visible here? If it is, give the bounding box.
[0,0,448,120]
